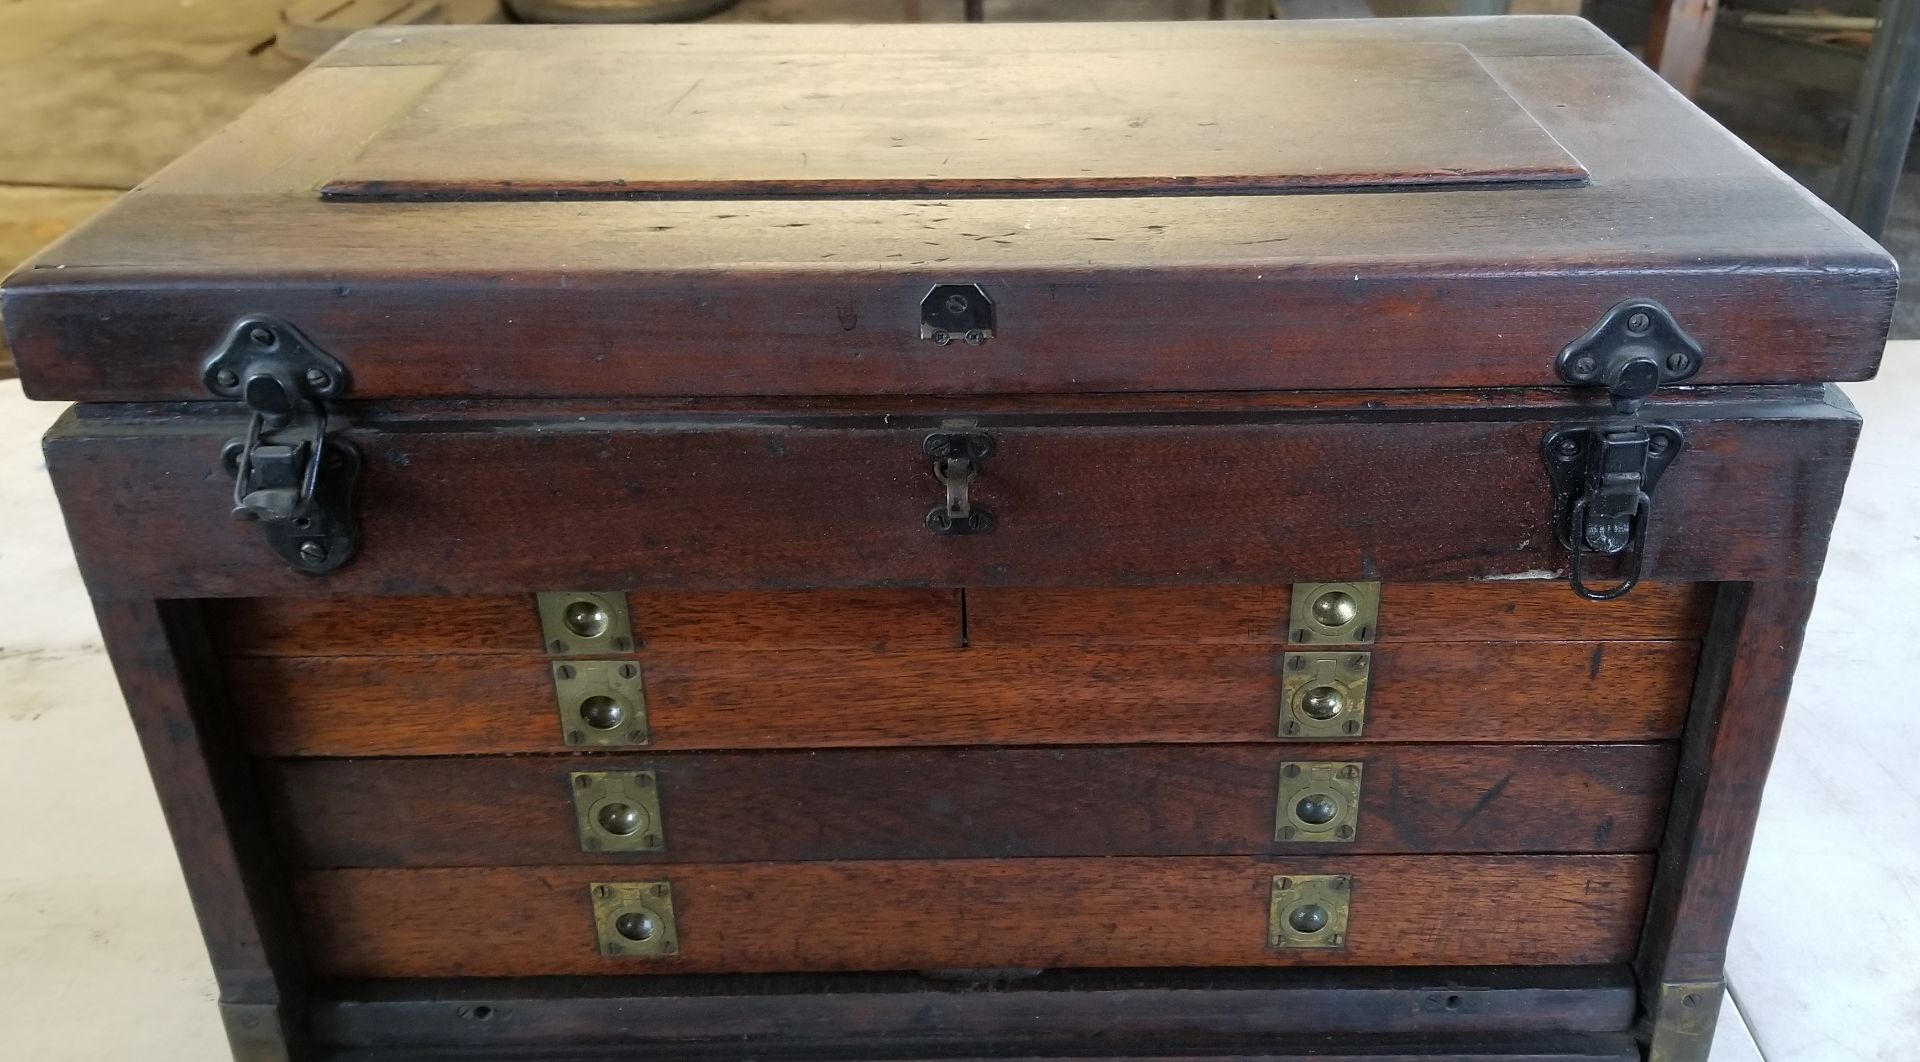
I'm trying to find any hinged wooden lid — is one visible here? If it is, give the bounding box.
[1,18,1895,402]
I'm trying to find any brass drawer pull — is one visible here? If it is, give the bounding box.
[591,882,678,959]
[1280,652,1370,738]
[1289,582,1379,644]
[537,591,635,655]
[1268,874,1350,949]
[572,771,665,853]
[1276,761,1362,843]
[553,661,649,747]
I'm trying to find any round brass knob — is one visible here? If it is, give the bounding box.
[1301,685,1345,720]
[563,599,610,639]
[1295,794,1339,826]
[615,910,660,942]
[579,695,626,731]
[597,802,648,836]
[1288,904,1329,934]
[1311,590,1358,628]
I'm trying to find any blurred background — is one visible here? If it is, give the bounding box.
[2,0,1915,373]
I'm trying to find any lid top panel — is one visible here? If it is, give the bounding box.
[323,41,1586,200]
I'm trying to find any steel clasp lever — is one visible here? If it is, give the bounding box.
[923,431,995,535]
[1542,423,1684,601]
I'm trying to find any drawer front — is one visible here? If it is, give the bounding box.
[214,583,1705,755]
[49,394,1856,598]
[264,743,1676,866]
[295,855,1655,978]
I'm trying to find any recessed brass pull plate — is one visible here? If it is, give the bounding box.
[554,660,649,747]
[1289,582,1380,644]
[590,881,679,959]
[1280,652,1370,738]
[537,591,635,655]
[572,771,665,853]
[1268,874,1351,949]
[1275,761,1362,842]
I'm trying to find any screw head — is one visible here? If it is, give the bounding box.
[1666,352,1690,372]
[1574,356,1597,376]
[1649,434,1671,455]
[213,368,239,390]
[1626,311,1652,334]
[304,368,332,390]
[931,330,952,346]
[297,541,328,564]
[963,329,986,346]
[248,326,276,347]
[944,294,969,314]
[1556,437,1581,458]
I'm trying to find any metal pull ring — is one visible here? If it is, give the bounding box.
[1566,493,1650,602]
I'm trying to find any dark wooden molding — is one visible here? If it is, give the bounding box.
[92,599,308,1048]
[1634,581,1822,994]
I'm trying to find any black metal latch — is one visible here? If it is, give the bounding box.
[202,316,361,573]
[923,431,994,535]
[1555,298,1702,414]
[1543,423,1684,601]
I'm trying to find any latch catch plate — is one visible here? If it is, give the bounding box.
[1556,299,1702,414]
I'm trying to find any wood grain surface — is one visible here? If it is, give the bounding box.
[324,43,1584,199]
[263,743,1675,867]
[44,396,1860,599]
[203,582,1706,657]
[205,589,962,656]
[4,24,1893,401]
[230,641,1697,756]
[294,855,1655,977]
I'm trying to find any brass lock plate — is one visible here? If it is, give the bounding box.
[1268,874,1351,949]
[590,881,679,959]
[1275,761,1362,843]
[537,591,635,656]
[1289,582,1380,645]
[554,660,649,747]
[1280,652,1370,739]
[572,771,665,853]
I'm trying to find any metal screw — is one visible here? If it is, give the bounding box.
[248,326,276,347]
[1283,763,1302,778]
[297,541,328,565]
[963,329,986,346]
[1336,824,1355,839]
[931,330,952,345]
[1349,656,1368,671]
[945,294,969,314]
[1649,435,1671,455]
[1666,352,1690,372]
[1556,438,1581,458]
[213,368,239,390]
[304,368,332,390]
[1626,311,1652,334]
[1574,356,1597,375]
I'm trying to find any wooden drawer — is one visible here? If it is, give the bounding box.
[263,743,1676,866]
[295,856,1655,978]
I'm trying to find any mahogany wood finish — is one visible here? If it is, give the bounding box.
[10,17,1883,1062]
[206,589,963,655]
[229,641,1698,756]
[965,582,1714,645]
[1637,582,1822,986]
[295,855,1655,977]
[1,24,1894,401]
[263,744,1676,866]
[44,395,1859,599]
[324,42,1586,198]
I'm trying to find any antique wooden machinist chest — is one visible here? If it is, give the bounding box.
[1,16,1893,1062]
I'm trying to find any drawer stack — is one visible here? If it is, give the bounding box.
[207,582,1705,980]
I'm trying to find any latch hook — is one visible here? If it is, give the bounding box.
[923,431,994,534]
[1543,424,1684,601]
[203,316,361,573]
